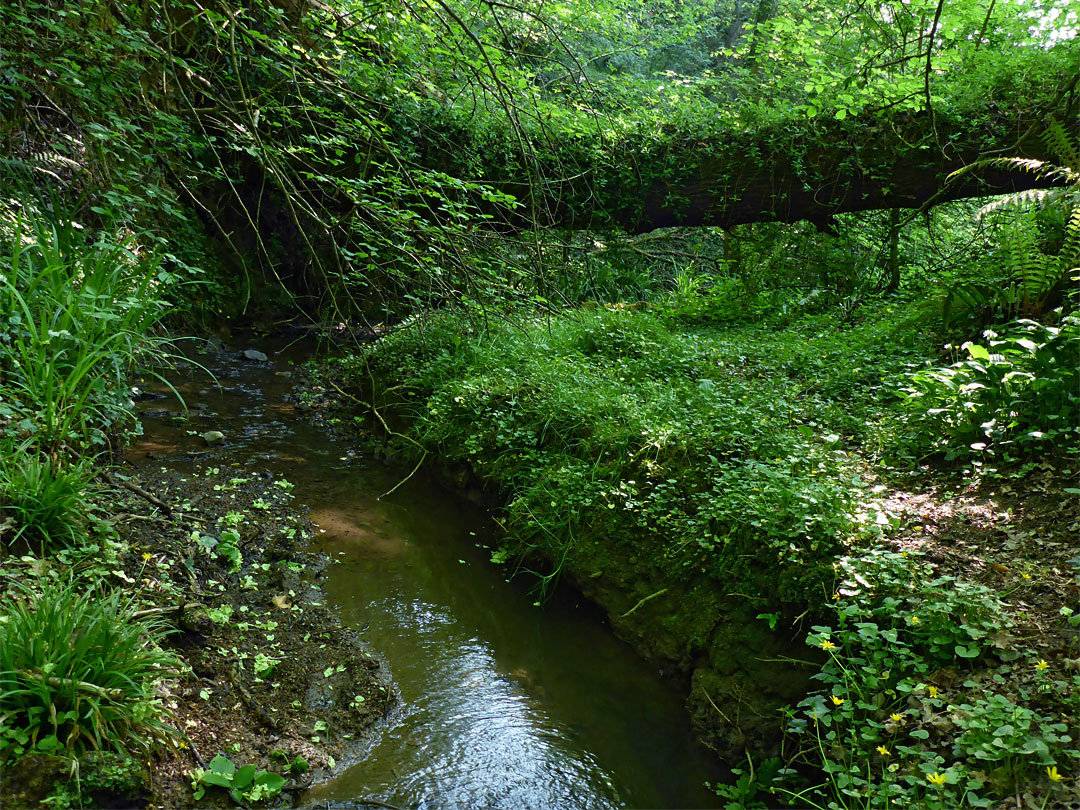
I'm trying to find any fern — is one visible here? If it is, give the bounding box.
[1043,120,1080,174]
[943,119,1080,324]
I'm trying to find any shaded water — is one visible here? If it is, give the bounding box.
[132,343,722,810]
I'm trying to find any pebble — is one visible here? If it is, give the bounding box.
[202,430,226,446]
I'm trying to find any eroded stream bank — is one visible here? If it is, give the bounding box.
[134,340,724,809]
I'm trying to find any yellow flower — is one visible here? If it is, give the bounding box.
[927,686,939,698]
[1035,659,1049,672]
[909,616,920,625]
[1046,765,1063,782]
[141,552,153,561]
[876,746,891,756]
[820,639,837,651]
[926,772,948,787]
[830,695,845,706]
[890,713,904,722]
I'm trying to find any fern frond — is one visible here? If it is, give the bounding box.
[1019,254,1053,309]
[1043,121,1080,172]
[979,188,1080,219]
[978,188,1054,218]
[1061,203,1080,265]
[948,157,1077,185]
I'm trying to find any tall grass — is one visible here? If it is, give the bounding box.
[0,581,180,759]
[0,442,94,551]
[0,213,174,454]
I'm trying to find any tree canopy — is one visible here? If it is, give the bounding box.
[1,0,1076,309]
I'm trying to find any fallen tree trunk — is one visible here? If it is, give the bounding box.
[474,82,1079,234]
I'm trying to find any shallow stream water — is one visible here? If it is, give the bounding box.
[131,342,722,810]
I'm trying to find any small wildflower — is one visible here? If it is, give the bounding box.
[926,772,948,787]
[876,746,891,757]
[927,686,939,698]
[909,615,920,625]
[1035,659,1049,672]
[1047,765,1063,783]
[142,552,153,561]
[830,695,845,706]
[890,713,904,723]
[820,639,837,651]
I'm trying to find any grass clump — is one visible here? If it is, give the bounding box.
[0,445,94,551]
[0,581,180,761]
[0,211,176,454]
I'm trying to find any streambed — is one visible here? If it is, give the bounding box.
[134,341,722,809]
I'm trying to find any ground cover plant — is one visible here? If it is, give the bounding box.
[778,546,1077,809]
[0,581,180,759]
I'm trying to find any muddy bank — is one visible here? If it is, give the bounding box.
[0,356,397,810]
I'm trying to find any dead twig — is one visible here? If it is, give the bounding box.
[620,588,668,618]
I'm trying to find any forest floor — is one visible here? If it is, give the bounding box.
[0,453,397,809]
[871,461,1080,810]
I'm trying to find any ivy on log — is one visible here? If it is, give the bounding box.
[473,92,1078,234]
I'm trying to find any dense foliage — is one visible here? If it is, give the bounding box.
[353,300,931,599]
[1,0,1077,806]
[1,0,1075,316]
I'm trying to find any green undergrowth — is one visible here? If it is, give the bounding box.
[0,581,180,760]
[0,209,186,793]
[773,547,1079,810]
[897,314,1080,464]
[340,297,933,604]
[0,210,180,456]
[345,290,1079,808]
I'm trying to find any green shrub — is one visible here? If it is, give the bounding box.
[0,582,179,761]
[898,315,1079,461]
[0,446,93,551]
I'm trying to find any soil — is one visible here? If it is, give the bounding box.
[0,452,398,809]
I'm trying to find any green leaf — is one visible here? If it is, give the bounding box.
[255,771,286,791]
[965,343,990,361]
[209,755,236,778]
[232,764,256,790]
[199,772,232,789]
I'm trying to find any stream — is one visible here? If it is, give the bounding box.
[131,341,723,809]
